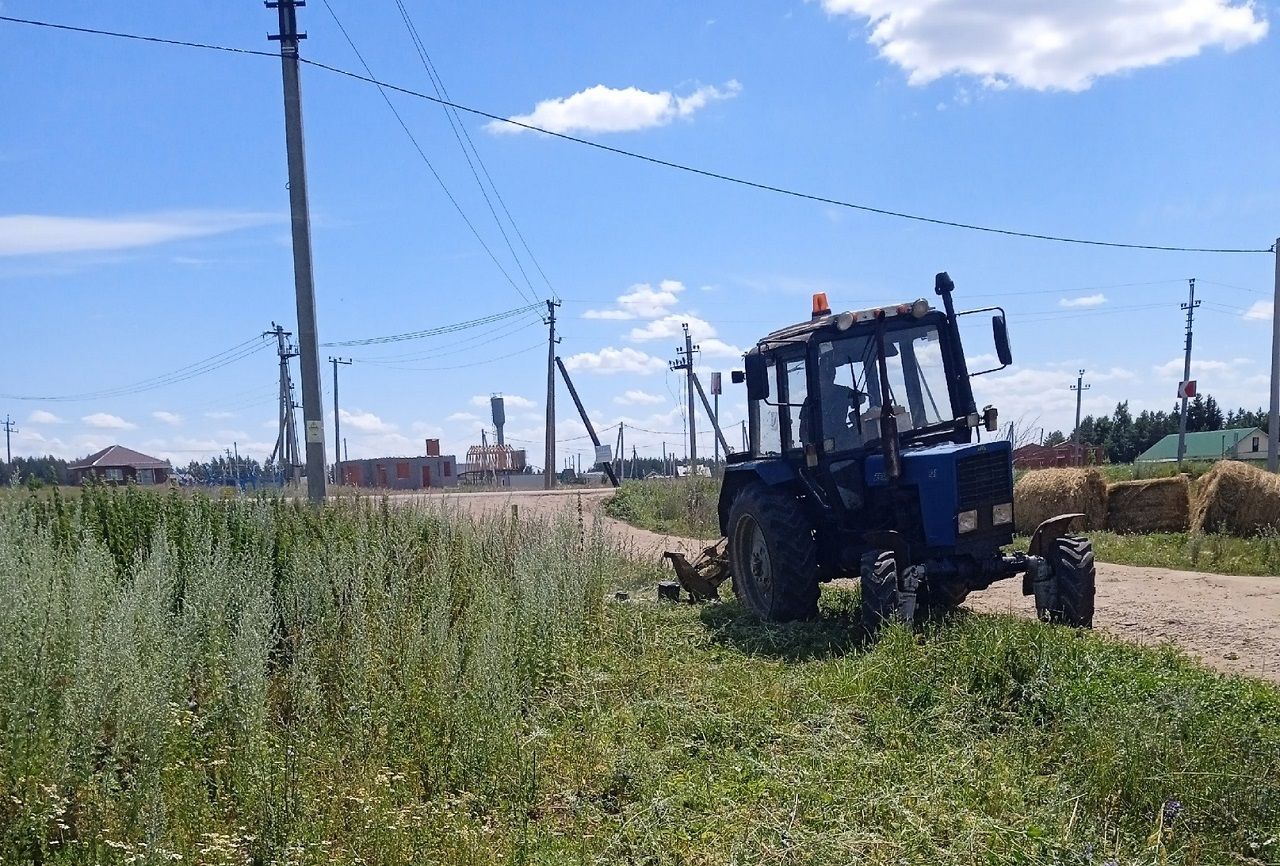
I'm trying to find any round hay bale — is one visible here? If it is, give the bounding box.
[1013,468,1108,535]
[1190,460,1280,536]
[1106,476,1190,534]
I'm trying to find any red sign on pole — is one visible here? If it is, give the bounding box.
[1178,380,1197,399]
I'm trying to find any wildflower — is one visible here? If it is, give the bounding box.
[1163,799,1183,823]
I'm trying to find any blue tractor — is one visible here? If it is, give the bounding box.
[719,272,1095,629]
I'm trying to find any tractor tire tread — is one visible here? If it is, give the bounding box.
[728,485,819,622]
[1043,534,1096,628]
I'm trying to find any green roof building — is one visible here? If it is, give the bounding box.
[1135,427,1266,463]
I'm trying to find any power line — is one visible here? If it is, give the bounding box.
[321,302,541,346]
[313,2,538,307]
[1,13,1272,256]
[0,336,269,401]
[390,0,554,301]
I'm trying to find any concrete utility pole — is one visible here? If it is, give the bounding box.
[1270,237,1280,472]
[668,323,700,473]
[554,356,619,487]
[269,0,326,503]
[267,323,302,482]
[329,357,351,484]
[544,299,560,488]
[2,414,15,464]
[1070,369,1090,450]
[1176,278,1200,468]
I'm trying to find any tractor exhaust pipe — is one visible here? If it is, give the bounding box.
[874,311,903,481]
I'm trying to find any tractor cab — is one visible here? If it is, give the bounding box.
[716,272,1095,631]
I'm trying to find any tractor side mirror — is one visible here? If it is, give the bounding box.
[731,370,745,384]
[744,354,770,401]
[992,315,1012,366]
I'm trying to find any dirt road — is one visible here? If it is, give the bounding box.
[427,488,1280,683]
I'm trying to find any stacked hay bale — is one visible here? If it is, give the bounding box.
[1106,476,1190,534]
[1191,460,1280,536]
[1013,468,1108,535]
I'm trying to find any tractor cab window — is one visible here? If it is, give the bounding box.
[783,358,808,452]
[751,359,783,456]
[817,322,950,450]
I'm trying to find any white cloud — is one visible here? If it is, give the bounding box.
[614,389,666,406]
[152,410,183,426]
[446,412,482,424]
[0,211,281,257]
[82,412,136,430]
[27,410,62,424]
[489,82,740,135]
[562,347,667,375]
[584,280,686,320]
[1244,300,1273,321]
[339,408,397,434]
[1153,357,1253,378]
[700,338,745,359]
[1059,293,1107,308]
[820,0,1268,92]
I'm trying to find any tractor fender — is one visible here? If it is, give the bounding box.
[717,460,800,536]
[1023,513,1085,596]
[1027,513,1086,557]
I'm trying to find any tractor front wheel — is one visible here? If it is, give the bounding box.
[860,551,918,632]
[1038,535,1096,627]
[727,485,818,622]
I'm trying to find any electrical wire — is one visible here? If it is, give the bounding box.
[351,317,538,363]
[366,341,543,372]
[321,302,540,346]
[0,336,269,401]
[315,1,538,308]
[391,0,553,302]
[2,14,1273,256]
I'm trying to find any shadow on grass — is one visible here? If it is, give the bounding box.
[697,588,872,661]
[698,587,979,662]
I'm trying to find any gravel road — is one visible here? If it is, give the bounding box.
[422,487,1280,683]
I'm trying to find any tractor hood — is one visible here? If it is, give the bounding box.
[865,439,1014,549]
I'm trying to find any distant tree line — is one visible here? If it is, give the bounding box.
[0,455,71,487]
[1067,393,1269,464]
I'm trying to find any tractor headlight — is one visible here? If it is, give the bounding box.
[993,502,1013,526]
[957,509,978,534]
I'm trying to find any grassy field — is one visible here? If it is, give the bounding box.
[2,486,1278,863]
[608,478,1280,576]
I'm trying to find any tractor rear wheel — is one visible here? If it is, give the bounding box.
[1039,535,1096,627]
[860,551,918,632]
[727,485,818,622]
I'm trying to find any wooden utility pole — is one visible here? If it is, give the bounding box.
[269,0,327,503]
[1176,278,1199,468]
[544,299,560,488]
[329,356,351,484]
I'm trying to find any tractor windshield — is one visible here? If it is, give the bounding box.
[813,322,950,451]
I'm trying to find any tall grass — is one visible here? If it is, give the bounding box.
[1,486,1278,863]
[605,477,721,538]
[0,486,614,863]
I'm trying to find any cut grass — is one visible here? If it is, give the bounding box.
[1,487,1277,863]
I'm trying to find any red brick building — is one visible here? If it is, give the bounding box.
[1012,442,1105,470]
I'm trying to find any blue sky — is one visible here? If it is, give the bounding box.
[1,0,1277,468]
